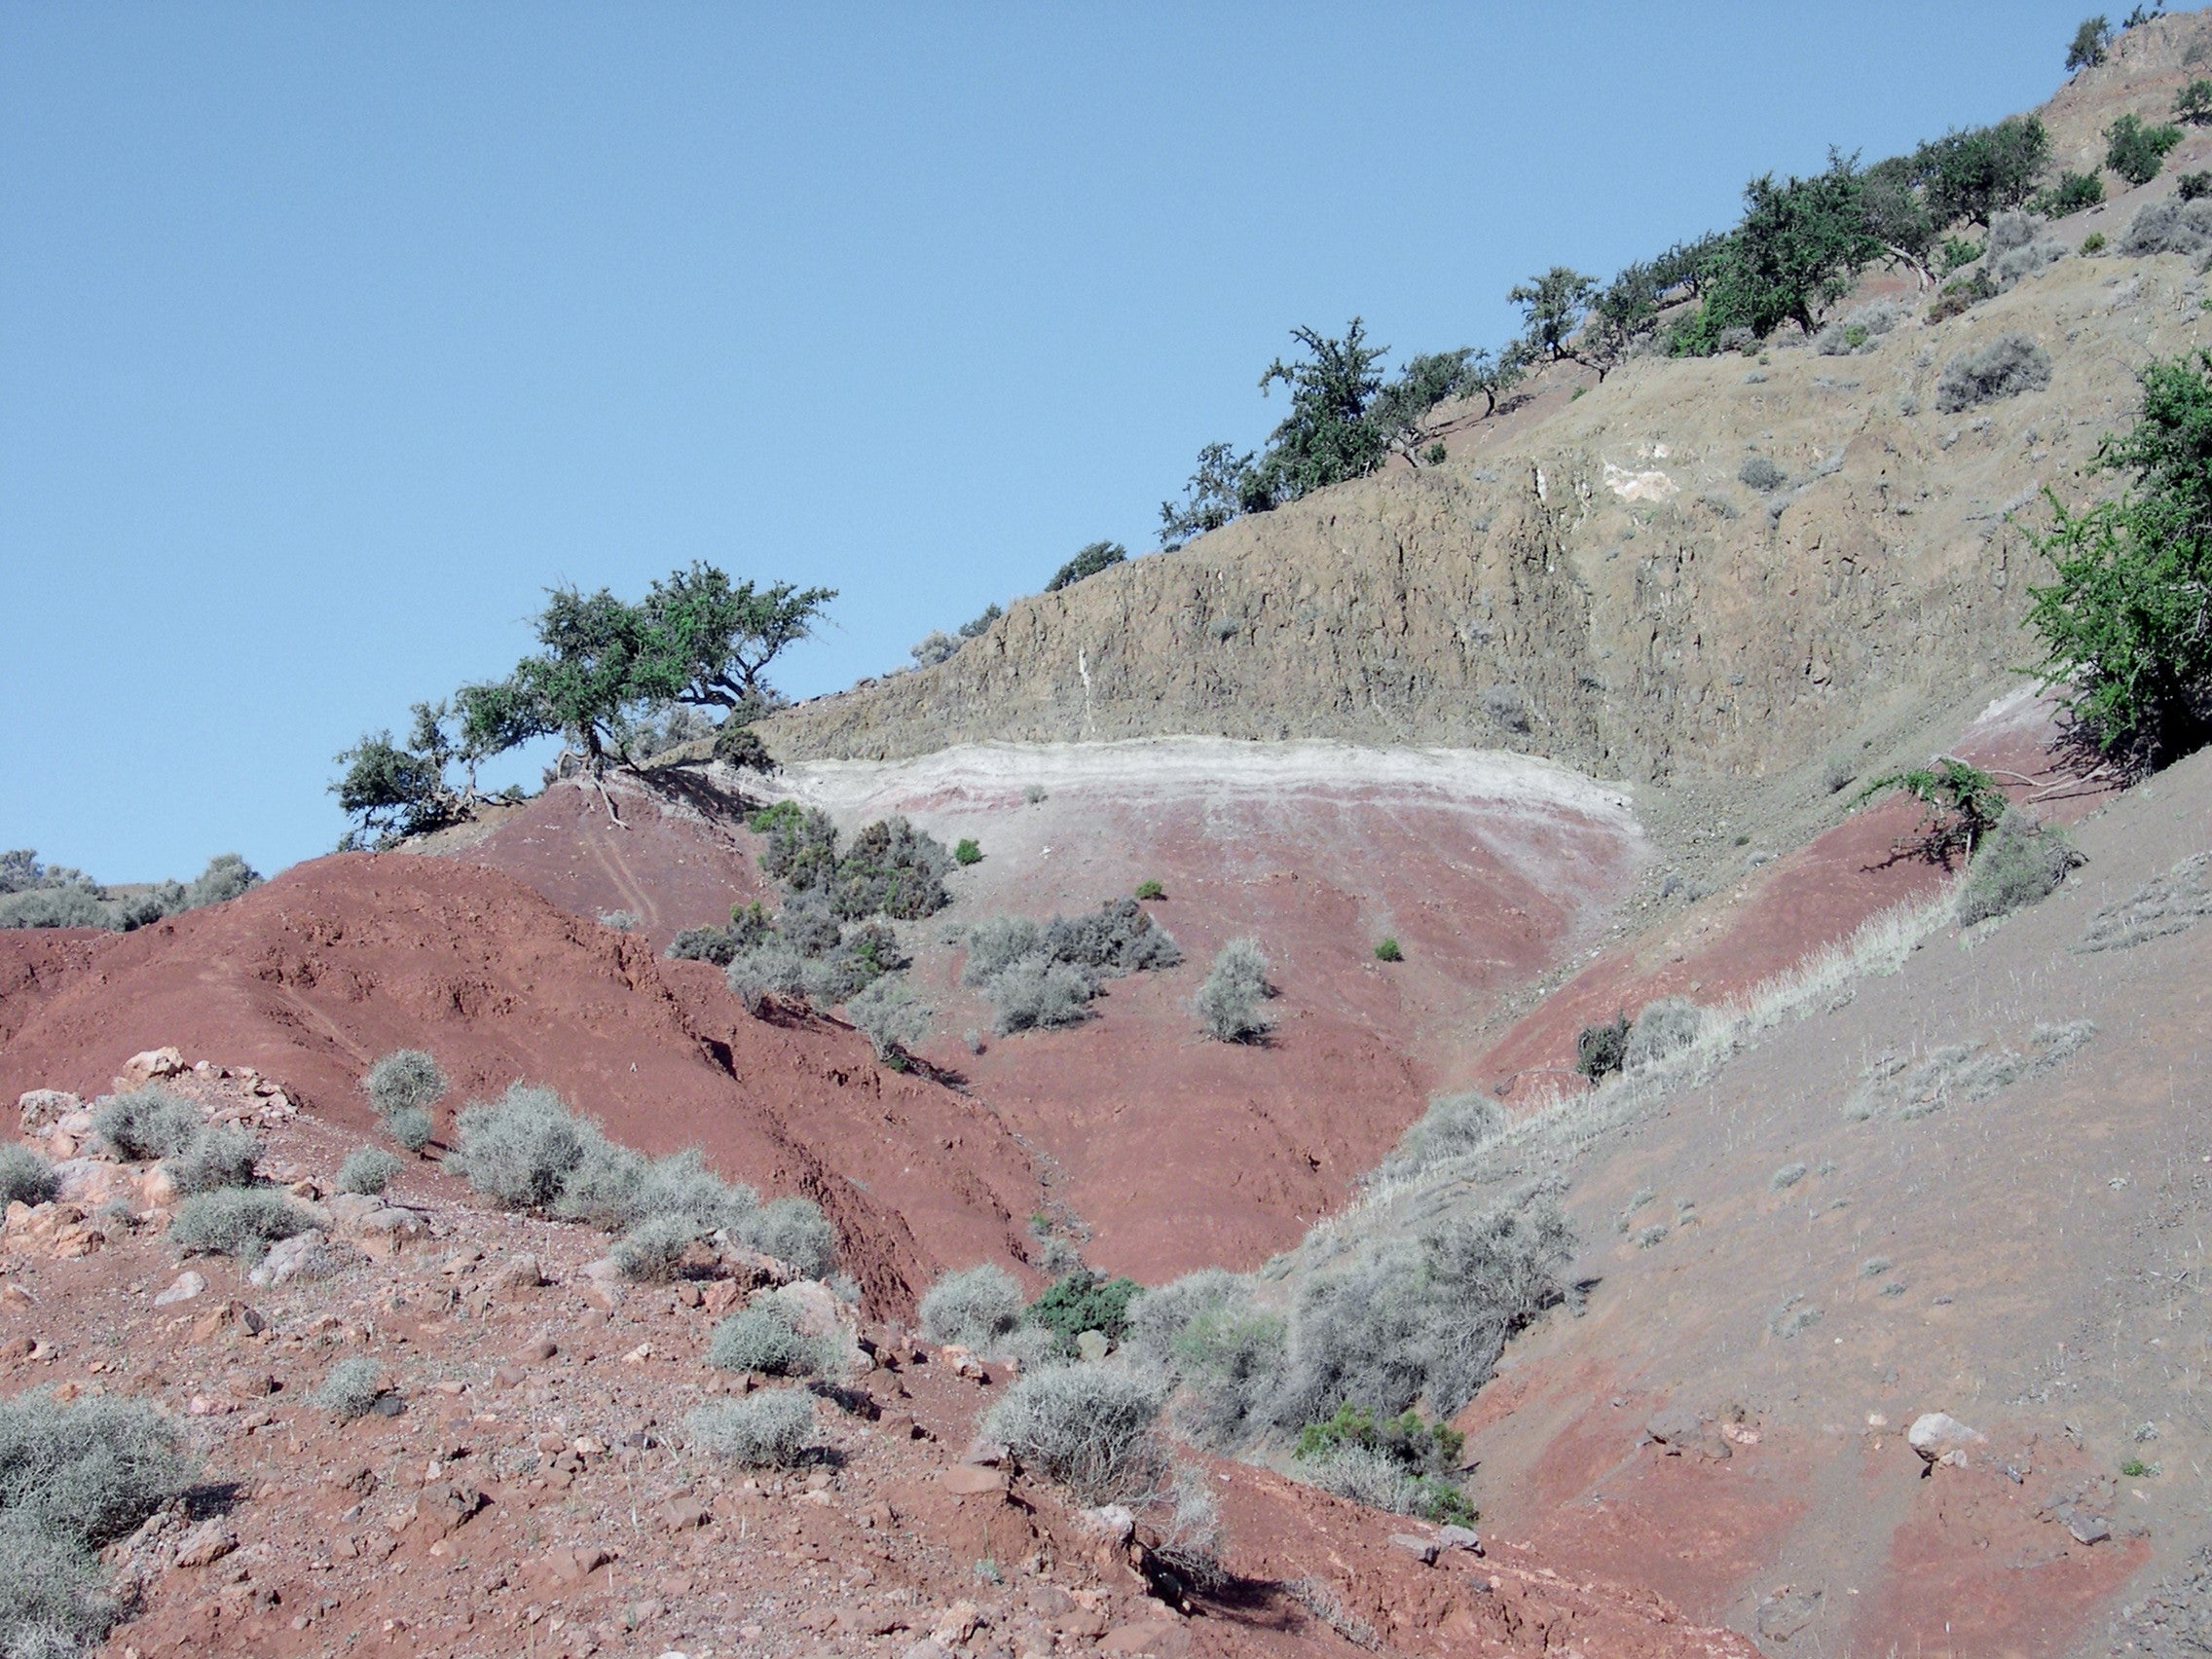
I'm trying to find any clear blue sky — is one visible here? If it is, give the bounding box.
[2,1,2106,879]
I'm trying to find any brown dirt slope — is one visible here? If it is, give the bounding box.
[0,853,1043,1312]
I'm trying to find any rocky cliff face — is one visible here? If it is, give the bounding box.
[767,13,2212,787]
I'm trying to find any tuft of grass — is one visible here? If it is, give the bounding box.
[1770,1161,1808,1191]
[953,837,982,866]
[1860,1255,1893,1278]
[2120,1456,2152,1478]
[1135,879,1164,902]
[1373,937,1402,963]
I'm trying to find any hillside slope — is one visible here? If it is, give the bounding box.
[762,9,2212,805]
[1266,743,2212,1655]
[0,856,1044,1310]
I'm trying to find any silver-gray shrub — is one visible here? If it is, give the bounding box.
[1272,1191,1571,1431]
[1958,809,2083,926]
[632,1148,758,1234]
[612,1213,700,1282]
[164,1124,261,1196]
[0,1388,193,1547]
[1372,1093,1505,1184]
[708,1294,827,1377]
[384,1104,434,1153]
[684,1390,814,1467]
[167,1189,309,1264]
[726,940,809,1014]
[1624,997,1707,1071]
[1162,1293,1285,1448]
[1934,332,2051,413]
[1737,454,1787,492]
[1151,1462,1227,1592]
[987,956,1097,1035]
[846,973,932,1059]
[1,1509,115,1659]
[2119,196,2212,256]
[737,1196,836,1277]
[960,917,1042,986]
[982,1361,1167,1505]
[0,1144,58,1208]
[0,885,113,930]
[334,1146,402,1197]
[446,1083,601,1212]
[92,1088,202,1161]
[363,1050,446,1119]
[1196,938,1272,1043]
[919,1263,1023,1348]
[313,1358,385,1420]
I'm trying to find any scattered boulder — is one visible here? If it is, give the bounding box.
[1436,1524,1483,1553]
[153,1270,208,1307]
[17,1089,80,1134]
[1075,1329,1112,1363]
[1076,1504,1135,1543]
[1907,1412,1986,1469]
[1388,1532,1441,1566]
[123,1048,187,1086]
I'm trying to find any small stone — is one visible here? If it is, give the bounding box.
[1645,1405,1703,1449]
[1076,1504,1134,1543]
[154,1271,208,1307]
[941,1464,1009,1498]
[516,1336,558,1363]
[658,1496,709,1532]
[2068,1512,2113,1545]
[541,1544,610,1584]
[172,1519,238,1567]
[1388,1533,1440,1566]
[962,1433,1009,1467]
[1435,1524,1483,1553]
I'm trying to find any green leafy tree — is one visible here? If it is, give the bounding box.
[1918,117,2051,227]
[1861,153,1939,279]
[1509,268,1598,362]
[2067,15,2112,71]
[1649,233,1729,300]
[637,563,834,712]
[1247,318,1395,504]
[2027,350,2212,770]
[1679,154,1883,347]
[1046,541,1127,592]
[2177,79,2212,126]
[331,719,461,848]
[2106,113,2184,186]
[1159,440,1269,549]
[1854,758,2009,864]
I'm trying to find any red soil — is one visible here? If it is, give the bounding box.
[0,854,1042,1313]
